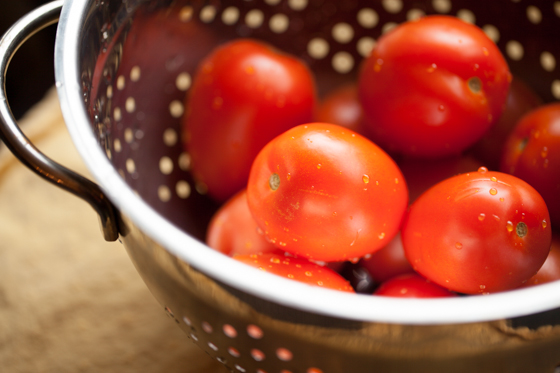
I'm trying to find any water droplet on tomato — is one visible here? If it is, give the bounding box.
[455,242,463,250]
[362,174,370,184]
[491,176,498,182]
[332,211,338,217]
[478,213,486,221]
[378,232,385,239]
[489,188,497,195]
[286,173,291,181]
[478,166,488,173]
[541,146,548,158]
[542,220,548,229]
[317,164,321,169]
[506,221,514,232]
[305,271,313,277]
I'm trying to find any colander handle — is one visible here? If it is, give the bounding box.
[0,0,120,242]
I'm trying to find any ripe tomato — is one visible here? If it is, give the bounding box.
[234,252,354,292]
[247,123,409,262]
[359,232,413,283]
[470,77,542,170]
[523,233,560,287]
[183,39,317,202]
[359,15,511,158]
[206,190,278,257]
[315,83,366,135]
[373,273,457,298]
[500,103,560,229]
[402,169,551,294]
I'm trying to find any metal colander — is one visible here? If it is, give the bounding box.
[2,0,560,372]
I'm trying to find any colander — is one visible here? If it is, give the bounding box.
[2,0,560,372]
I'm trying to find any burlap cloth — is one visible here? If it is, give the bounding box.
[0,89,226,373]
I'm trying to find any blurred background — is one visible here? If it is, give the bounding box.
[1,0,56,120]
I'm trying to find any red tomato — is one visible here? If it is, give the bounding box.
[523,233,560,287]
[183,39,317,202]
[373,273,457,298]
[398,154,483,203]
[500,103,560,229]
[359,232,413,283]
[206,190,278,257]
[315,83,366,135]
[402,169,551,294]
[247,123,409,262]
[470,77,542,170]
[359,15,511,158]
[234,252,354,292]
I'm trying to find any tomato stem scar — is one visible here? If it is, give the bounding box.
[468,76,482,93]
[516,222,528,238]
[269,173,281,190]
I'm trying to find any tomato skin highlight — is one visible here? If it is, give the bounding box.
[359,15,511,158]
[500,103,560,229]
[247,123,409,262]
[234,252,355,292]
[183,39,317,202]
[402,170,551,294]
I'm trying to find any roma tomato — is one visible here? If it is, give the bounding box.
[183,39,317,202]
[523,233,560,287]
[234,252,354,292]
[359,15,511,158]
[315,83,366,135]
[373,273,457,298]
[402,169,551,294]
[500,103,560,229]
[247,123,409,262]
[206,190,278,257]
[359,232,413,283]
[470,77,542,170]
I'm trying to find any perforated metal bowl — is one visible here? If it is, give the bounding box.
[2,1,560,372]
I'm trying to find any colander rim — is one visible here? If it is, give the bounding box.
[54,0,560,325]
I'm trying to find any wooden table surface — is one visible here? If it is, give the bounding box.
[0,89,227,373]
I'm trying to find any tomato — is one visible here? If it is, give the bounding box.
[315,83,366,135]
[234,252,354,292]
[359,232,413,283]
[247,123,408,262]
[398,154,483,203]
[523,233,560,287]
[402,169,551,294]
[500,103,560,229]
[183,39,317,202]
[373,273,457,298]
[206,190,278,257]
[470,77,542,170]
[359,15,511,158]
